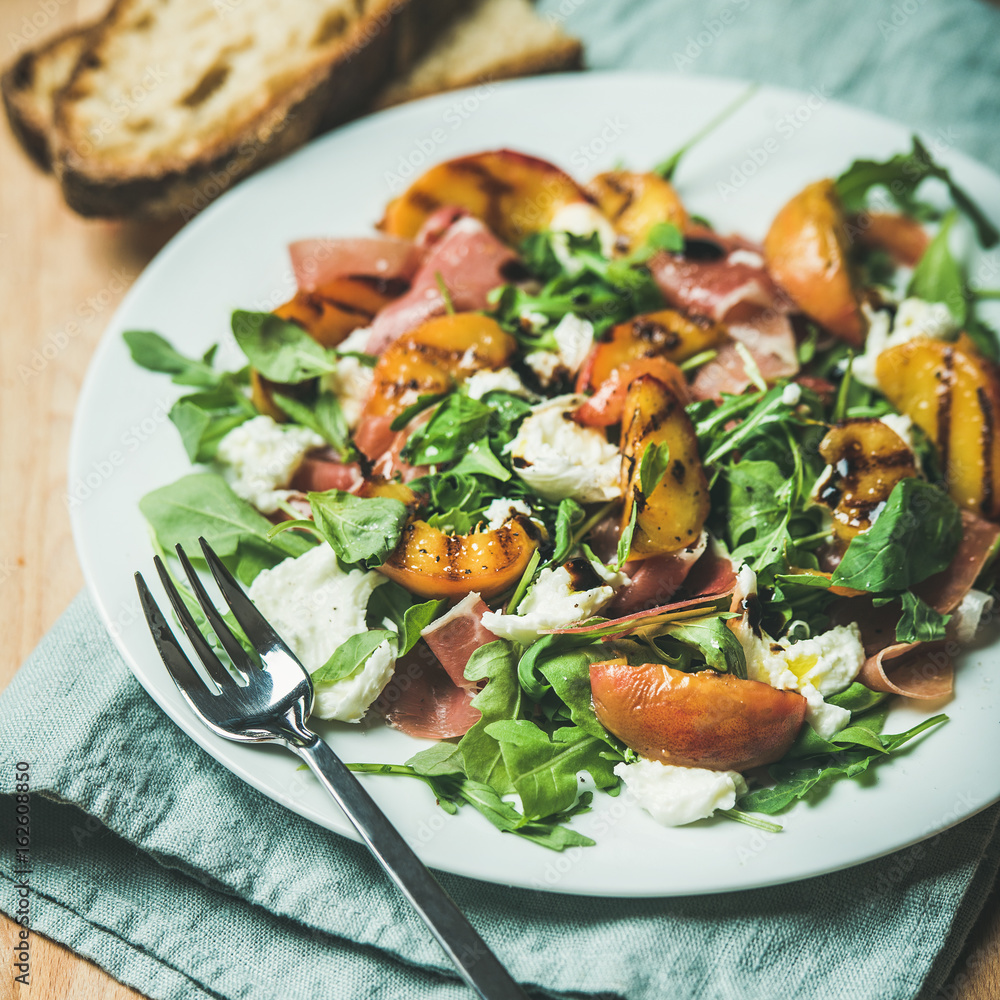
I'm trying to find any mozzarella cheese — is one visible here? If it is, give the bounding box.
[781,382,802,407]
[482,497,534,531]
[215,415,323,513]
[951,588,995,644]
[464,367,533,401]
[549,201,617,258]
[523,350,564,387]
[552,313,595,376]
[730,566,865,738]
[322,355,374,428]
[482,562,628,644]
[506,395,622,502]
[853,297,958,389]
[614,760,748,827]
[247,545,394,722]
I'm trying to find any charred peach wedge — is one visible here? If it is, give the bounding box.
[620,375,710,557]
[876,335,1000,519]
[586,170,689,249]
[274,276,404,349]
[379,149,589,245]
[590,661,807,771]
[815,419,919,544]
[576,309,725,394]
[763,179,865,346]
[362,313,517,421]
[574,357,689,427]
[380,518,539,600]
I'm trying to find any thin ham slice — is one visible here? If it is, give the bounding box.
[375,644,481,740]
[858,642,954,701]
[421,592,498,690]
[290,454,364,494]
[915,510,1000,614]
[355,411,430,483]
[605,533,708,616]
[289,237,420,294]
[365,216,519,354]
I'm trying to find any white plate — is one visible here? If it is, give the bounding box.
[69,72,1000,897]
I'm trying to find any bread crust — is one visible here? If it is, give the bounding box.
[1,23,93,172]
[50,0,462,219]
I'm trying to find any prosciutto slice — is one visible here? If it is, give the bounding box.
[289,454,364,494]
[375,645,481,740]
[605,533,708,616]
[354,411,430,483]
[857,642,954,701]
[420,592,498,690]
[365,215,519,354]
[915,510,1000,614]
[289,237,419,294]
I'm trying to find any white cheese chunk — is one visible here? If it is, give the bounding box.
[552,313,595,376]
[951,588,995,644]
[322,355,374,429]
[247,545,393,722]
[614,760,748,827]
[482,497,533,531]
[506,395,622,502]
[482,562,628,644]
[464,367,534,401]
[215,415,323,513]
[524,350,564,387]
[854,297,958,389]
[550,201,617,258]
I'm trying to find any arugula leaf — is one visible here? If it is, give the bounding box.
[390,392,449,432]
[660,615,748,679]
[312,629,392,685]
[307,489,409,569]
[907,211,966,324]
[738,714,948,814]
[124,330,232,388]
[231,310,335,383]
[895,591,951,643]
[616,503,639,571]
[484,720,621,821]
[448,438,511,481]
[367,580,446,656]
[534,643,619,744]
[827,682,889,716]
[169,390,254,463]
[403,395,494,466]
[550,498,585,565]
[140,473,313,584]
[457,640,522,794]
[271,390,353,459]
[616,442,671,569]
[832,478,962,592]
[721,459,792,580]
[835,135,999,248]
[406,742,466,778]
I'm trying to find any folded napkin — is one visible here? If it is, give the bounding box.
[7,2,1000,997]
[2,592,999,1000]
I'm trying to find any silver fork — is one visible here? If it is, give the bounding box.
[135,537,529,1000]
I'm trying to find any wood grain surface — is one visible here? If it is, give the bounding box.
[1,3,999,999]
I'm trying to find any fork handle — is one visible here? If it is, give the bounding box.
[293,737,529,1000]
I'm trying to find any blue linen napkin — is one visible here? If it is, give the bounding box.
[6,1,1000,996]
[2,593,1000,1000]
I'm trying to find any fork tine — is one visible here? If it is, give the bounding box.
[152,555,236,690]
[174,544,258,680]
[197,537,300,668]
[135,573,216,714]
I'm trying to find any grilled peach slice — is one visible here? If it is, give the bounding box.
[380,518,539,600]
[590,661,807,771]
[586,171,689,249]
[576,309,725,394]
[876,335,1000,518]
[815,419,919,543]
[853,211,929,267]
[763,179,865,346]
[362,313,517,421]
[574,357,689,427]
[620,375,710,557]
[380,150,589,245]
[274,276,403,349]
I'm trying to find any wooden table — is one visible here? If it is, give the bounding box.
[2,3,1000,998]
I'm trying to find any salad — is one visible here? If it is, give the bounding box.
[128,133,1000,850]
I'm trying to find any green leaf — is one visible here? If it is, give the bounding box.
[907,211,966,324]
[398,599,448,656]
[722,459,792,581]
[403,394,495,466]
[638,441,671,495]
[312,629,392,686]
[484,720,621,821]
[448,438,511,481]
[307,489,409,569]
[457,640,523,794]
[231,310,334,383]
[550,498,585,565]
[836,135,999,248]
[139,473,313,582]
[390,392,448,432]
[169,395,253,463]
[406,742,466,777]
[271,390,353,458]
[534,644,619,744]
[895,591,952,643]
[124,330,227,388]
[505,547,541,615]
[832,478,962,592]
[826,682,889,716]
[661,615,748,679]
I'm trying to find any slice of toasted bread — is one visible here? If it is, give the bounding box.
[374,0,583,109]
[1,22,95,171]
[50,0,462,219]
